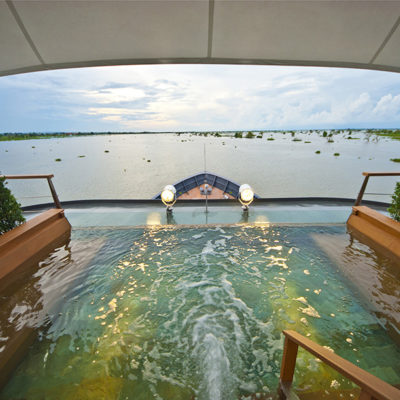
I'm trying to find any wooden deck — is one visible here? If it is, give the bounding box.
[177,185,235,200]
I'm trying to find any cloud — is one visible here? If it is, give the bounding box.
[348,92,372,114]
[1,65,400,132]
[82,87,146,104]
[373,94,400,117]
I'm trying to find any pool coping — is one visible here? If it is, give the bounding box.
[21,197,390,211]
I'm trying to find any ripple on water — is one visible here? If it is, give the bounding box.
[1,225,400,400]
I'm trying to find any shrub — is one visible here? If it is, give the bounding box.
[388,182,400,222]
[0,177,25,235]
[234,132,242,138]
[315,150,321,154]
[390,158,400,163]
[246,131,255,139]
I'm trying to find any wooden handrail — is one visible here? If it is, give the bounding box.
[362,172,400,177]
[355,172,400,206]
[0,174,61,209]
[279,330,400,400]
[0,174,54,179]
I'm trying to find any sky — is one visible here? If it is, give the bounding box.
[1,64,400,132]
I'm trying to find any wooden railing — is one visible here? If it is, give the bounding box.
[279,330,400,400]
[355,172,400,206]
[0,174,62,208]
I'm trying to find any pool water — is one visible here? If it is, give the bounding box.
[1,224,400,399]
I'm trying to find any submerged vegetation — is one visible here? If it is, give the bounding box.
[245,131,255,139]
[1,129,400,142]
[369,129,400,141]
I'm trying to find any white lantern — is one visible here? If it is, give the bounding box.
[161,185,176,211]
[239,184,254,209]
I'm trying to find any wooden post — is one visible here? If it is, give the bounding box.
[358,389,373,400]
[46,177,62,209]
[355,175,370,206]
[281,330,400,400]
[279,335,299,399]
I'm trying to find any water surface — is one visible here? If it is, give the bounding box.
[1,131,399,206]
[2,224,399,399]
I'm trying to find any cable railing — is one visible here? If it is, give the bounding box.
[355,172,400,206]
[0,174,62,209]
[279,330,400,400]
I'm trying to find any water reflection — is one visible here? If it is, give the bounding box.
[2,225,399,400]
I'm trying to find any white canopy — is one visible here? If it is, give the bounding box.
[1,0,400,77]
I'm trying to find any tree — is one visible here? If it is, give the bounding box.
[388,182,400,222]
[0,177,25,234]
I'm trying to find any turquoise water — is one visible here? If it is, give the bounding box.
[1,224,400,399]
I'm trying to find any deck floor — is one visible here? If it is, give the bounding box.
[177,186,235,200]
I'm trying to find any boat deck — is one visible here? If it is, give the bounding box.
[177,185,235,200]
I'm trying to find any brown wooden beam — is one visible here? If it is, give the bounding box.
[0,174,54,179]
[362,172,400,177]
[0,174,61,208]
[281,330,400,400]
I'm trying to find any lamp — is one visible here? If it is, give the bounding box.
[239,184,254,210]
[161,185,176,212]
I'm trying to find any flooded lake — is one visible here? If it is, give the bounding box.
[0,131,399,206]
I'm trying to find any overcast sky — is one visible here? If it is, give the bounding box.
[1,64,400,132]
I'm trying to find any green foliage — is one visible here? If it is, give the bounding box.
[388,182,400,222]
[334,153,340,156]
[245,131,255,139]
[315,150,321,154]
[0,177,25,235]
[322,131,328,137]
[234,132,242,138]
[373,129,400,141]
[55,158,62,162]
[390,158,400,163]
